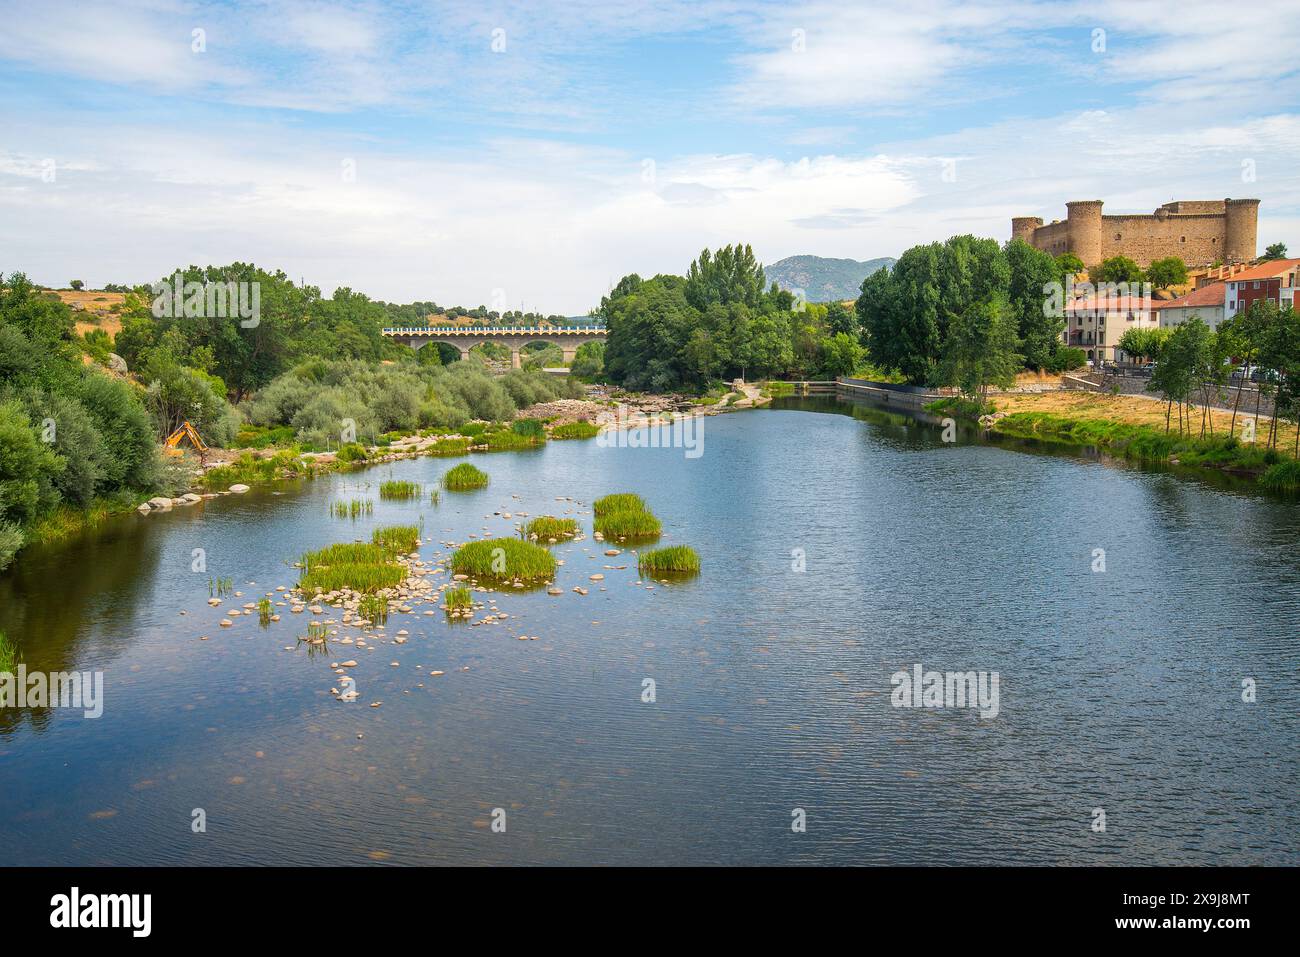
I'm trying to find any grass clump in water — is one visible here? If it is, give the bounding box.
[299,542,406,594]
[443,587,473,613]
[331,499,373,519]
[373,525,420,554]
[451,538,556,582]
[638,545,700,575]
[595,509,661,540]
[444,462,489,490]
[1260,459,1300,491]
[0,629,18,674]
[379,480,421,500]
[257,597,274,627]
[522,516,578,541]
[593,492,645,516]
[428,437,471,456]
[551,420,599,440]
[358,594,388,626]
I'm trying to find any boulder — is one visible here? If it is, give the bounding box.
[229,484,250,494]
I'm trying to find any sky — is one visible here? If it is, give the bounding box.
[2,0,1299,315]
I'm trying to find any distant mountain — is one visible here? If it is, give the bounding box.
[765,255,895,303]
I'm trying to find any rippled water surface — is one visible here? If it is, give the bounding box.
[1,398,1297,865]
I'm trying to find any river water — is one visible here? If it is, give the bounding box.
[1,397,1297,865]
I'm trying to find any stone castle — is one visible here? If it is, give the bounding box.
[1011,198,1259,267]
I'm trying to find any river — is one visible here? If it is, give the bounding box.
[1,397,1297,865]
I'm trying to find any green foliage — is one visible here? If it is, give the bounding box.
[1055,252,1085,279]
[372,524,420,554]
[512,417,545,438]
[637,545,700,574]
[330,498,373,519]
[936,294,1023,402]
[1093,256,1144,285]
[1262,242,1288,260]
[818,332,864,378]
[593,492,646,516]
[570,340,605,379]
[1116,327,1170,363]
[443,462,489,490]
[1260,459,1300,490]
[551,420,600,439]
[1145,257,1188,290]
[1044,347,1088,374]
[358,593,389,625]
[594,509,662,540]
[379,480,420,500]
[522,516,578,540]
[451,538,556,581]
[0,628,18,674]
[299,541,406,593]
[443,587,473,612]
[924,396,993,420]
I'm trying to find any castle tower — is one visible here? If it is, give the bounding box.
[1011,217,1043,245]
[1223,198,1260,263]
[1065,200,1104,266]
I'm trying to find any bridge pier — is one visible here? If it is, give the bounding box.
[510,346,521,369]
[561,346,577,365]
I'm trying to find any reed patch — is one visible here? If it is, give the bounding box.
[444,462,489,490]
[451,538,556,582]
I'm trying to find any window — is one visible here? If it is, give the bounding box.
[1253,281,1260,289]
[1180,236,1186,243]
[1115,232,1122,240]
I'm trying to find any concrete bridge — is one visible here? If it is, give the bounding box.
[382,325,607,368]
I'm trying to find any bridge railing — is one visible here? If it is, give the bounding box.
[382,326,606,335]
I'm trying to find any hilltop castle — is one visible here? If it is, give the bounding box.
[1011,199,1259,267]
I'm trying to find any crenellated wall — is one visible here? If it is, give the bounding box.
[1012,199,1259,267]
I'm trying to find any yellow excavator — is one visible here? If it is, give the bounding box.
[164,420,209,463]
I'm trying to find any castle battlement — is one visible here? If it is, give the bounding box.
[1012,198,1258,267]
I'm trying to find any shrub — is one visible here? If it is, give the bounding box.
[0,522,23,574]
[444,462,489,490]
[451,538,556,581]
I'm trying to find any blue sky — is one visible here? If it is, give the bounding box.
[2,0,1298,313]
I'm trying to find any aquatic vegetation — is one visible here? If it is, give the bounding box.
[551,420,600,440]
[443,462,489,490]
[330,499,373,519]
[637,545,700,574]
[428,437,471,456]
[299,562,405,594]
[357,593,388,626]
[593,492,645,516]
[257,597,273,626]
[372,525,420,554]
[379,480,421,500]
[512,418,545,439]
[451,538,556,581]
[522,516,578,541]
[484,429,541,450]
[594,509,661,540]
[1260,459,1300,491]
[443,587,473,612]
[299,542,406,593]
[0,629,18,674]
[430,488,440,505]
[208,576,234,598]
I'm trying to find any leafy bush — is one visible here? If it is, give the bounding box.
[1045,347,1088,374]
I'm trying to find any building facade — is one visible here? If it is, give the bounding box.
[1223,259,1300,318]
[1012,199,1259,267]
[1153,283,1228,331]
[1064,294,1159,364]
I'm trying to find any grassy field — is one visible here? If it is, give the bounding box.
[992,391,1300,451]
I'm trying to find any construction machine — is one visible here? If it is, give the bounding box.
[164,420,208,463]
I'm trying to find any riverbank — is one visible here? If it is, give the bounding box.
[928,392,1300,491]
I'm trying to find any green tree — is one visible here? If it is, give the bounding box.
[825,300,857,337]
[1055,252,1084,280]
[818,332,864,378]
[69,279,84,291]
[1093,256,1144,285]
[1145,257,1188,290]
[1006,239,1063,370]
[936,294,1023,405]
[1263,242,1288,260]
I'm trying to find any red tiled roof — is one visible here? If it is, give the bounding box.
[1223,258,1300,284]
[1151,282,1226,309]
[1064,296,1152,312]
